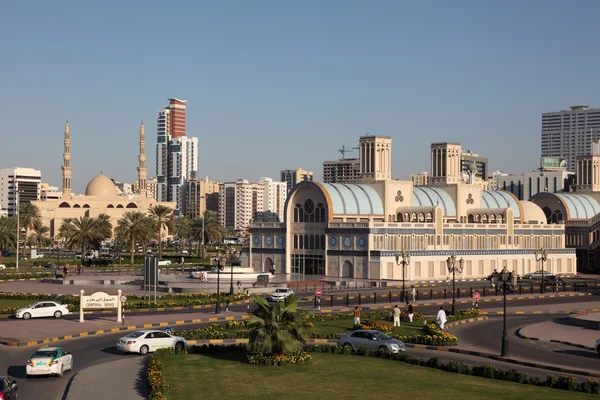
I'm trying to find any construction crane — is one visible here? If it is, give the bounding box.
[339,145,360,159]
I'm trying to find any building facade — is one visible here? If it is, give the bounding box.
[219,180,264,232]
[256,177,287,222]
[461,150,488,181]
[168,135,198,213]
[541,105,600,172]
[0,167,42,216]
[185,177,220,220]
[281,168,313,194]
[40,183,61,201]
[323,158,360,183]
[497,170,575,201]
[247,136,575,281]
[411,171,430,187]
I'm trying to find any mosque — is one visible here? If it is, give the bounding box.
[33,122,176,238]
[247,136,576,281]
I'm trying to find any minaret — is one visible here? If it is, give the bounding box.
[137,122,147,198]
[61,121,72,197]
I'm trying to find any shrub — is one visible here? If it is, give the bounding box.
[447,308,480,322]
[247,349,312,366]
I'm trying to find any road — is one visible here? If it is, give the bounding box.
[450,314,600,373]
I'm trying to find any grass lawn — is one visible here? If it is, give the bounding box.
[162,352,593,400]
[0,299,38,309]
[311,318,425,337]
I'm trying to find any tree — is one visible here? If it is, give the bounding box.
[174,216,192,253]
[19,203,41,257]
[148,205,174,259]
[191,210,226,258]
[115,212,153,266]
[0,216,16,264]
[62,217,105,260]
[29,222,51,251]
[95,214,113,239]
[247,294,310,355]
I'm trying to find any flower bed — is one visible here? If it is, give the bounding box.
[247,349,312,366]
[393,321,458,346]
[356,321,394,333]
[147,348,172,400]
[447,308,479,322]
[0,272,53,280]
[175,321,250,340]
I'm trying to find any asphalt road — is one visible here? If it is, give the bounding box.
[450,314,600,373]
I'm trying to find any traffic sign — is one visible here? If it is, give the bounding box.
[473,292,480,301]
[164,326,173,335]
[120,295,128,303]
[315,289,322,297]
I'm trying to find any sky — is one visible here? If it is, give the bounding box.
[2,1,600,193]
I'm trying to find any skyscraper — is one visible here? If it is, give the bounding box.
[542,105,600,172]
[155,98,198,213]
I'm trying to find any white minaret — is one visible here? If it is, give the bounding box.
[137,122,147,198]
[61,121,72,197]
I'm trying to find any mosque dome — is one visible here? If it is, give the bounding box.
[85,173,117,197]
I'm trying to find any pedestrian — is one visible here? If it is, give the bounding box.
[437,306,447,331]
[392,305,401,327]
[407,303,414,323]
[55,266,60,279]
[271,264,276,276]
[411,286,416,302]
[491,269,499,288]
[353,306,361,326]
[181,257,184,265]
[76,265,81,276]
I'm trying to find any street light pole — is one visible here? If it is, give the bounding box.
[215,254,221,314]
[493,267,511,357]
[15,189,21,270]
[229,247,235,295]
[394,250,411,303]
[534,248,548,294]
[446,254,465,316]
[200,195,205,261]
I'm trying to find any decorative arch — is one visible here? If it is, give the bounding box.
[116,204,124,208]
[73,204,81,208]
[418,212,425,222]
[426,212,432,222]
[126,202,137,208]
[341,260,354,278]
[58,202,70,208]
[468,214,474,223]
[107,204,115,208]
[263,258,274,273]
[83,204,90,208]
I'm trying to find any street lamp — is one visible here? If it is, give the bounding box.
[446,254,464,316]
[200,195,206,261]
[215,253,222,314]
[394,251,410,303]
[15,189,23,270]
[229,247,235,295]
[492,267,511,357]
[534,248,548,294]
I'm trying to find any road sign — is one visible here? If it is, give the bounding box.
[120,295,128,303]
[473,292,480,301]
[164,326,173,335]
[316,289,322,297]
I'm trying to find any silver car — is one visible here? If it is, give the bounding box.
[338,330,405,353]
[523,270,555,279]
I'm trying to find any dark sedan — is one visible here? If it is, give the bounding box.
[0,376,18,400]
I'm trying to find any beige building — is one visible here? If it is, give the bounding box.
[323,158,360,184]
[247,136,575,281]
[33,122,176,238]
[411,171,429,187]
[280,168,313,194]
[185,177,220,220]
[40,183,61,201]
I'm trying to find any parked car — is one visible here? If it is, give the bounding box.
[74,252,82,259]
[0,264,6,270]
[15,301,70,320]
[523,270,555,279]
[0,376,18,399]
[338,330,406,354]
[158,260,171,266]
[267,287,294,302]
[116,329,187,355]
[26,346,73,378]
[182,250,189,255]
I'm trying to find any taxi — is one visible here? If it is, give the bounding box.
[26,346,73,378]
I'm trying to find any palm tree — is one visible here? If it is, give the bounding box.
[62,217,105,260]
[115,212,153,266]
[191,210,226,258]
[0,216,16,265]
[174,216,192,253]
[247,294,310,355]
[148,205,174,259]
[29,222,50,251]
[95,214,113,239]
[19,203,41,258]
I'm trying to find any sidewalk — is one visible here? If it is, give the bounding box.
[518,319,599,349]
[66,357,147,400]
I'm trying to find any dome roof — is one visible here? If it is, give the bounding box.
[520,201,546,224]
[85,173,117,197]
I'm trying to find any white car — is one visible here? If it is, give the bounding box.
[268,288,294,302]
[15,301,70,320]
[158,259,172,266]
[26,346,73,378]
[116,329,187,355]
[0,264,6,270]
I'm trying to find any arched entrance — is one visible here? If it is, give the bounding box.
[263,258,274,273]
[342,260,354,278]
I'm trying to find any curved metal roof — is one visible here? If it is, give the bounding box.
[320,183,384,215]
[555,193,600,219]
[412,187,456,216]
[482,190,521,218]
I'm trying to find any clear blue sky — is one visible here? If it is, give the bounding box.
[2,0,600,192]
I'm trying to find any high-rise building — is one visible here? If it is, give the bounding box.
[323,158,360,183]
[256,177,287,222]
[185,177,220,220]
[0,167,41,216]
[219,180,264,232]
[40,183,61,201]
[134,176,158,199]
[461,150,488,181]
[155,98,198,213]
[541,105,600,172]
[280,168,313,194]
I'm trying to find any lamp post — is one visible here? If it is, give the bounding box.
[446,254,464,316]
[229,247,235,295]
[492,267,511,357]
[394,251,410,303]
[200,195,206,260]
[215,253,222,314]
[15,189,23,270]
[534,248,548,294]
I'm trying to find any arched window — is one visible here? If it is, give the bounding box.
[489,214,496,224]
[107,204,114,208]
[116,204,124,208]
[294,235,298,249]
[468,214,474,223]
[309,235,315,249]
[304,234,308,248]
[126,202,137,208]
[497,214,503,224]
[553,177,558,192]
[418,213,425,222]
[58,202,70,208]
[299,206,304,222]
[73,204,81,208]
[83,204,90,208]
[411,213,417,222]
[475,214,481,223]
[294,205,300,222]
[299,235,304,249]
[321,235,326,249]
[426,213,432,222]
[320,206,326,223]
